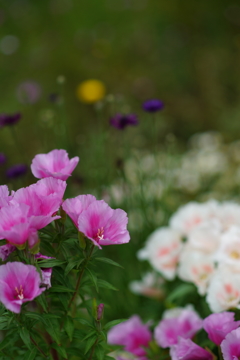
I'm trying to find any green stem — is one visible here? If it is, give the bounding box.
[218,346,223,360]
[88,338,98,360]
[30,336,48,358]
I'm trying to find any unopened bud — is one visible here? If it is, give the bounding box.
[97,303,104,321]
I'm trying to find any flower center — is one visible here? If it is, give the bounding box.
[15,285,24,300]
[96,227,104,241]
[230,250,240,259]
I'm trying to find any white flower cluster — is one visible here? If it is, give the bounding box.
[138,200,240,313]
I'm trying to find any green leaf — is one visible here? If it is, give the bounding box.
[37,259,66,268]
[64,316,74,342]
[75,318,94,328]
[166,283,195,302]
[64,259,82,276]
[80,330,97,343]
[98,279,118,291]
[22,348,38,360]
[95,344,105,360]
[51,343,67,358]
[45,319,61,344]
[25,312,47,325]
[50,285,74,292]
[36,293,48,312]
[0,333,19,350]
[86,268,98,292]
[67,347,83,357]
[94,257,123,268]
[84,335,97,355]
[20,328,32,350]
[104,319,127,330]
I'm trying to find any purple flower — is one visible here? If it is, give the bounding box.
[35,253,54,289]
[108,315,151,357]
[170,338,214,360]
[0,262,44,313]
[221,327,240,360]
[142,99,164,113]
[31,149,79,181]
[110,114,139,130]
[0,185,13,209]
[6,164,27,179]
[203,312,240,346]
[0,153,6,165]
[16,81,41,104]
[154,307,202,348]
[0,244,16,261]
[0,113,21,127]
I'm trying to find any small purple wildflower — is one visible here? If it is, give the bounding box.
[142,99,164,113]
[0,113,21,127]
[6,164,27,179]
[110,114,138,130]
[0,153,6,165]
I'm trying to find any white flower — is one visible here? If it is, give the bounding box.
[215,226,240,271]
[217,202,240,230]
[178,247,215,295]
[137,227,182,280]
[129,272,164,298]
[206,268,240,312]
[169,200,219,236]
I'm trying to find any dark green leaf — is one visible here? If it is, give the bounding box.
[98,279,118,291]
[86,268,98,292]
[64,259,82,276]
[37,259,66,268]
[25,312,47,325]
[64,316,74,341]
[36,293,48,312]
[95,344,105,360]
[50,285,74,293]
[22,348,38,360]
[0,333,19,350]
[75,318,94,328]
[94,257,123,268]
[20,328,32,350]
[67,347,83,357]
[80,330,96,343]
[84,335,97,355]
[45,319,61,344]
[104,319,127,330]
[166,284,195,302]
[51,343,67,358]
[73,329,85,339]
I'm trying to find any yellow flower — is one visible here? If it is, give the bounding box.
[76,79,106,103]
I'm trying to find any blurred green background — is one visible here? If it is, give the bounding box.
[1,0,240,323]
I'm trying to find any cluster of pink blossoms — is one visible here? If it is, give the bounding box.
[0,149,130,313]
[108,307,240,360]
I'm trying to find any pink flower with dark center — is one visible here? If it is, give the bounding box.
[0,262,44,313]
[203,312,240,345]
[108,315,151,357]
[154,306,202,348]
[31,149,79,181]
[0,185,13,209]
[221,328,240,360]
[0,244,16,261]
[170,338,214,360]
[35,253,54,289]
[62,194,97,227]
[77,200,130,248]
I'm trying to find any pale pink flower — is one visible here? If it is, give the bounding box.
[129,272,164,299]
[169,200,218,236]
[0,185,13,209]
[31,149,79,181]
[187,220,221,254]
[77,200,130,249]
[203,312,240,345]
[206,269,240,312]
[0,262,44,313]
[221,328,240,360]
[154,306,202,348]
[35,253,54,289]
[0,244,16,261]
[218,202,240,230]
[108,315,151,357]
[215,226,240,271]
[178,247,215,295]
[62,194,97,227]
[170,338,214,360]
[137,227,182,280]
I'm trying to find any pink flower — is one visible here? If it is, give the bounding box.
[35,253,54,289]
[170,338,214,360]
[0,262,44,313]
[0,244,16,261]
[62,195,97,227]
[31,149,79,181]
[154,306,202,348]
[0,185,13,209]
[221,328,240,360]
[108,315,151,357]
[77,200,130,248]
[203,312,240,345]
[12,177,66,218]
